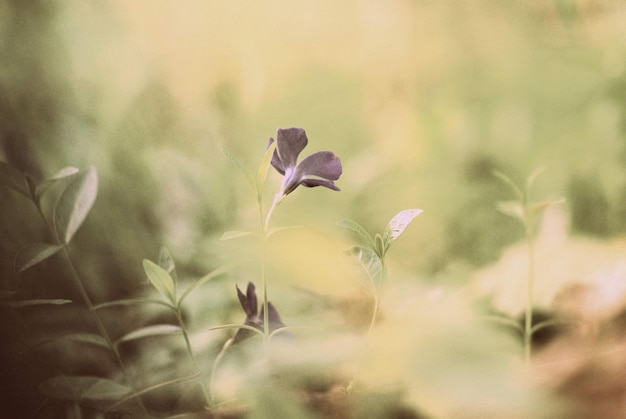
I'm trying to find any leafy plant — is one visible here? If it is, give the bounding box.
[493,167,565,362]
[338,208,422,390]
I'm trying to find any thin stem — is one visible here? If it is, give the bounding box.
[347,260,386,392]
[175,308,211,409]
[209,339,232,407]
[524,225,535,363]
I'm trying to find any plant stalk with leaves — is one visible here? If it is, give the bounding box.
[338,208,422,391]
[494,167,565,362]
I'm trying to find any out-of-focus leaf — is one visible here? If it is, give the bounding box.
[54,167,98,244]
[524,166,546,197]
[223,148,256,194]
[14,242,64,273]
[143,259,177,304]
[0,161,30,198]
[0,298,72,308]
[221,230,255,240]
[256,140,277,197]
[337,219,376,249]
[348,245,383,291]
[94,298,175,311]
[35,167,79,199]
[526,199,566,220]
[57,333,109,349]
[493,170,524,201]
[158,247,177,282]
[117,324,182,344]
[496,200,524,221]
[179,263,235,305]
[266,225,302,239]
[0,290,17,299]
[382,208,423,248]
[39,375,131,401]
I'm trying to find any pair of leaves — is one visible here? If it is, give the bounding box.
[143,247,233,307]
[493,168,564,232]
[338,209,422,291]
[10,166,98,273]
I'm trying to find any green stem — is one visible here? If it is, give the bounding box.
[347,259,386,392]
[209,339,232,406]
[524,225,535,363]
[175,308,211,409]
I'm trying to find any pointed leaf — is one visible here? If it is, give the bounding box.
[54,167,98,244]
[0,298,72,308]
[266,225,303,239]
[348,245,383,291]
[524,166,546,197]
[337,219,376,249]
[39,375,132,401]
[374,233,385,258]
[57,333,109,349]
[256,140,277,196]
[526,198,566,219]
[493,170,524,201]
[223,148,256,194]
[117,324,182,344]
[94,298,175,311]
[143,259,176,304]
[496,200,525,221]
[179,263,235,304]
[0,161,30,198]
[158,247,177,282]
[383,208,423,247]
[14,242,64,273]
[35,166,79,199]
[220,230,255,240]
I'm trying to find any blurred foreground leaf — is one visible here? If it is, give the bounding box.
[0,298,72,308]
[53,167,98,244]
[14,242,64,273]
[39,375,131,401]
[117,324,182,344]
[0,161,29,198]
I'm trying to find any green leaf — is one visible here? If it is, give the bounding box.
[374,233,385,258]
[57,333,109,349]
[14,242,64,273]
[524,166,546,198]
[526,198,566,220]
[222,148,256,194]
[143,259,177,304]
[220,230,255,240]
[348,245,383,291]
[94,298,175,311]
[117,324,182,344]
[256,140,277,197]
[0,161,30,198]
[158,247,177,282]
[337,219,376,249]
[54,167,98,244]
[0,298,72,308]
[266,225,303,239]
[39,375,132,401]
[496,200,525,221]
[383,208,423,249]
[179,263,235,305]
[493,170,524,202]
[35,166,79,199]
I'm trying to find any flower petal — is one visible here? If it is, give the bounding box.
[236,282,258,317]
[295,151,342,181]
[268,138,286,175]
[300,178,340,191]
[275,128,308,170]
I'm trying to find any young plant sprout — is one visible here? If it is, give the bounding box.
[493,167,565,362]
[338,208,422,391]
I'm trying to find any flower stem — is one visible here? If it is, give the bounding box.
[175,308,211,409]
[209,338,232,406]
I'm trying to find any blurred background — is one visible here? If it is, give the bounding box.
[2,0,626,416]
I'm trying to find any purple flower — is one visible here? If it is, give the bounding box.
[269,128,342,197]
[232,282,287,343]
